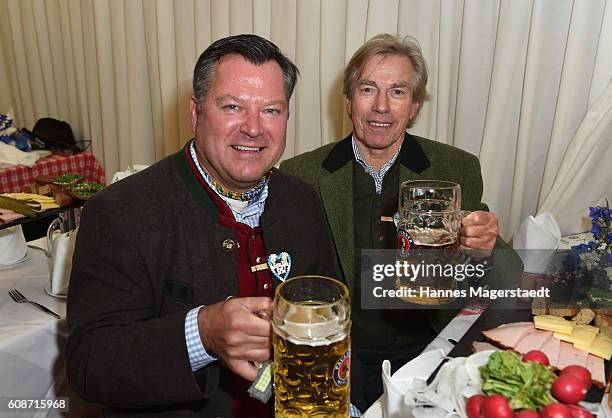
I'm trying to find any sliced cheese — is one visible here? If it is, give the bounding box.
[570,322,599,333]
[574,334,612,360]
[599,333,612,344]
[554,325,599,345]
[3,193,55,202]
[40,202,60,210]
[534,315,574,335]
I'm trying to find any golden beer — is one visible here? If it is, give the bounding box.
[272,277,350,418]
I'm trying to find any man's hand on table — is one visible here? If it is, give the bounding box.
[460,211,499,258]
[197,296,274,381]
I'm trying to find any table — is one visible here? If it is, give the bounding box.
[0,239,99,417]
[363,310,611,418]
[0,152,105,193]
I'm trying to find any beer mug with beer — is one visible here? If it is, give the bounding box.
[396,180,464,304]
[272,275,351,417]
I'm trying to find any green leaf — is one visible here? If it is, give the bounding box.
[479,351,555,412]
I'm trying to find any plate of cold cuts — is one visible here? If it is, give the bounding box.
[449,307,610,403]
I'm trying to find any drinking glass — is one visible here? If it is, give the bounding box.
[396,180,464,304]
[272,276,351,417]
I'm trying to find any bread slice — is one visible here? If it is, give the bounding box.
[531,297,548,316]
[549,303,579,318]
[595,314,612,339]
[595,308,612,316]
[573,308,596,325]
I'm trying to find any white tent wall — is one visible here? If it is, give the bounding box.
[0,0,610,239]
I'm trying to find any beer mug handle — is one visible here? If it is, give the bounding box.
[458,210,495,259]
[256,309,273,322]
[460,210,471,220]
[252,309,274,370]
[457,210,472,238]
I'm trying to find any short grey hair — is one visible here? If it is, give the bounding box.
[193,34,299,112]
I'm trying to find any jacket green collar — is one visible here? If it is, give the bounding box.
[175,142,284,230]
[322,132,431,174]
[174,143,218,219]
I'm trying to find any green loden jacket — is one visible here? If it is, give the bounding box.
[280,132,524,332]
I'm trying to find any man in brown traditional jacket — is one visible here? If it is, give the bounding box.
[66,34,338,417]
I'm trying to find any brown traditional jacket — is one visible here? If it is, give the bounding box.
[66,144,338,417]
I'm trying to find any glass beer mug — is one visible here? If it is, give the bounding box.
[272,275,351,417]
[396,180,464,305]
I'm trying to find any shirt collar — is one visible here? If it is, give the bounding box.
[189,140,268,206]
[351,135,401,175]
[188,140,268,214]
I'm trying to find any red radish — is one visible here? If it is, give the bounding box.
[567,405,594,418]
[521,350,549,366]
[480,394,513,418]
[567,404,594,418]
[560,365,592,390]
[540,403,572,418]
[465,394,486,418]
[514,410,539,418]
[552,374,588,404]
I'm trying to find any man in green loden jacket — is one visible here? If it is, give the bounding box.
[281,33,523,410]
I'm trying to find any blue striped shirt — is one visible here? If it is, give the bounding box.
[352,136,401,194]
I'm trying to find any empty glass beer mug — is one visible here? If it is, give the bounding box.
[396,180,465,304]
[272,275,351,418]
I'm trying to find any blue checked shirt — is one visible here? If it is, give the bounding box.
[184,141,269,371]
[352,136,401,194]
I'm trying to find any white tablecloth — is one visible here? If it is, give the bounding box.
[422,312,481,355]
[0,239,68,418]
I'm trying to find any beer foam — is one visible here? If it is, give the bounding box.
[273,300,349,346]
[275,304,348,346]
[275,320,348,346]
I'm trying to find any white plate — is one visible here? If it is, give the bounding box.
[44,283,68,300]
[0,249,31,269]
[362,349,446,418]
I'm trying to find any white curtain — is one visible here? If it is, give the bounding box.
[538,80,612,234]
[1,0,610,239]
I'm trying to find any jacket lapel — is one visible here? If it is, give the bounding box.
[319,164,354,288]
[399,164,426,184]
[398,132,431,184]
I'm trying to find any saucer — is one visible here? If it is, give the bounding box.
[0,249,31,269]
[44,283,68,300]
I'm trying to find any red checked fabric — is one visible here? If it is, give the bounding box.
[0,152,106,193]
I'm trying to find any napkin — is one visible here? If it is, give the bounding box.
[382,350,495,418]
[49,227,78,295]
[381,349,446,418]
[111,164,150,184]
[0,141,40,167]
[513,211,561,273]
[0,225,27,265]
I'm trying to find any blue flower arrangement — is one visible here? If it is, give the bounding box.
[549,202,611,305]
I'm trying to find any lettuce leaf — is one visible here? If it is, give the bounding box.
[480,351,555,411]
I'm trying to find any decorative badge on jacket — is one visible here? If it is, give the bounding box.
[267,252,292,282]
